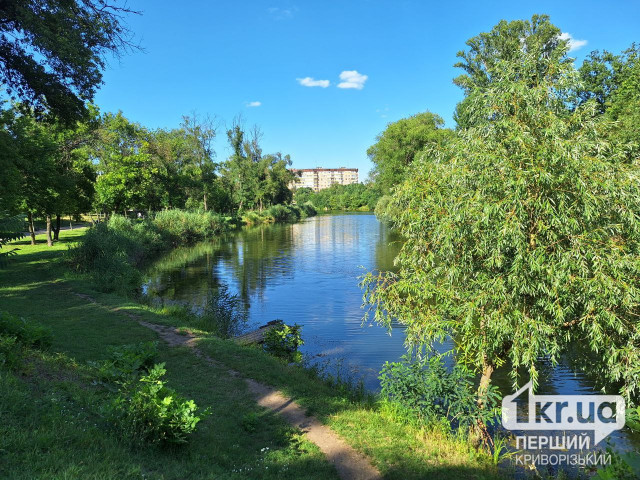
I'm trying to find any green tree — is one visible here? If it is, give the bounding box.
[0,105,97,244]
[367,112,450,195]
[180,113,218,211]
[4,108,59,245]
[577,44,639,114]
[222,124,294,212]
[223,123,255,211]
[453,14,569,129]
[0,0,139,122]
[363,16,640,414]
[93,112,162,214]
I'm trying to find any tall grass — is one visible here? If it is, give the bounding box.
[241,202,317,226]
[153,210,233,245]
[69,210,234,294]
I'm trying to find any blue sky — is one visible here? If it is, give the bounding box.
[95,0,640,178]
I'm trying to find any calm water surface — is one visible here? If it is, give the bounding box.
[143,213,638,451]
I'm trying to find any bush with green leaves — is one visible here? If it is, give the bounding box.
[69,211,234,293]
[263,321,304,363]
[379,354,500,434]
[0,335,22,370]
[0,214,25,267]
[299,201,317,217]
[111,363,208,446]
[93,341,158,383]
[68,216,168,293]
[0,311,52,349]
[152,209,232,245]
[594,445,640,479]
[242,204,315,225]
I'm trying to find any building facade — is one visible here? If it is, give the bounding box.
[290,167,359,192]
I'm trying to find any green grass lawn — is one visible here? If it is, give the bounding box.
[0,230,504,479]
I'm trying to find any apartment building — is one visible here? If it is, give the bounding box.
[290,167,359,192]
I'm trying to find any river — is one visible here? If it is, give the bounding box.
[143,212,638,453]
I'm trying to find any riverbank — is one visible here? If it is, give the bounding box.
[0,228,504,479]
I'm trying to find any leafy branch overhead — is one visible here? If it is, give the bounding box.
[0,0,140,122]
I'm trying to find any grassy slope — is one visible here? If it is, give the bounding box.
[0,230,502,480]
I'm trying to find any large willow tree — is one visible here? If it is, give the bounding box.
[363,15,640,402]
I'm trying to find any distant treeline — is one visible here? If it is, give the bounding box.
[293,183,380,211]
[0,107,299,244]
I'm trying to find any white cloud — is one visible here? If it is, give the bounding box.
[337,70,368,90]
[297,77,330,88]
[246,101,261,107]
[559,32,588,52]
[268,7,296,20]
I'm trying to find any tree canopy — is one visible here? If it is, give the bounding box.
[367,112,451,195]
[0,0,138,122]
[364,15,640,403]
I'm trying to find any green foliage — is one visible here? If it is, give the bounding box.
[67,217,165,293]
[379,355,500,433]
[0,213,25,266]
[594,445,640,480]
[0,310,52,350]
[0,334,22,370]
[241,411,259,432]
[0,0,138,122]
[367,112,452,194]
[296,183,380,211]
[490,434,519,466]
[364,15,640,404]
[69,211,232,293]
[241,204,316,225]
[223,124,295,212]
[0,106,98,246]
[93,341,158,383]
[374,194,403,223]
[300,201,317,217]
[111,363,208,446]
[453,14,569,129]
[263,321,304,363]
[152,209,232,244]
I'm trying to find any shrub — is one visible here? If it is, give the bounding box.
[379,354,500,434]
[67,217,166,293]
[300,201,317,217]
[242,204,314,225]
[0,311,52,349]
[263,321,304,363]
[111,363,208,445]
[152,209,231,244]
[94,341,158,383]
[0,335,22,369]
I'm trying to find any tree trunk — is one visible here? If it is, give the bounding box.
[27,212,36,245]
[53,214,61,240]
[69,216,73,230]
[476,358,495,448]
[203,192,208,212]
[46,215,53,246]
[478,361,495,399]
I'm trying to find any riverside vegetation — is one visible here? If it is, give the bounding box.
[68,207,316,295]
[1,5,639,479]
[0,228,504,479]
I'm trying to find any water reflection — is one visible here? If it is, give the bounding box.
[144,213,403,389]
[143,212,639,453]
